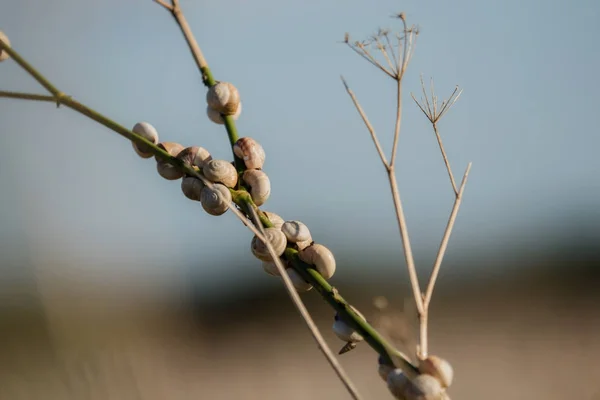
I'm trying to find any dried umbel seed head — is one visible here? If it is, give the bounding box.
[332,306,365,344]
[206,102,242,125]
[131,122,159,158]
[0,31,11,62]
[298,243,336,280]
[203,159,238,188]
[155,142,185,180]
[403,374,444,400]
[200,183,232,216]
[233,137,266,169]
[262,211,284,229]
[281,220,312,243]
[242,169,271,206]
[176,146,212,169]
[181,176,205,201]
[285,268,312,293]
[378,356,395,383]
[207,82,241,115]
[418,356,454,388]
[250,228,287,261]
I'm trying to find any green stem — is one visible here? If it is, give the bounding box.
[1,40,418,376]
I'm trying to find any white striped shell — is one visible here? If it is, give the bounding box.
[233,137,266,169]
[207,82,241,115]
[242,169,270,206]
[250,228,287,261]
[131,122,159,158]
[203,159,238,188]
[155,142,185,180]
[285,268,312,293]
[281,221,311,243]
[200,183,231,216]
[206,102,242,124]
[181,176,205,201]
[263,211,284,229]
[176,146,212,169]
[298,243,336,280]
[0,31,10,62]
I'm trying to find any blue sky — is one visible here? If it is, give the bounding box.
[1,0,599,297]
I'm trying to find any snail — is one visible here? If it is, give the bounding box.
[242,169,271,206]
[181,176,205,201]
[203,159,238,188]
[281,221,312,243]
[206,82,240,115]
[176,146,212,169]
[233,137,265,169]
[0,31,10,62]
[285,268,312,293]
[155,142,185,180]
[332,306,365,354]
[200,183,232,216]
[131,122,159,159]
[262,211,284,229]
[298,243,336,280]
[250,228,287,261]
[206,103,242,124]
[418,356,454,388]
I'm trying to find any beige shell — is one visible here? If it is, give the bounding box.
[418,356,454,389]
[0,31,10,62]
[200,183,232,216]
[203,159,238,188]
[176,146,212,169]
[156,142,185,180]
[281,221,311,243]
[206,102,242,125]
[207,82,241,115]
[262,260,283,277]
[250,228,287,261]
[296,238,313,251]
[181,176,205,201]
[387,369,410,400]
[298,243,336,280]
[378,363,394,383]
[262,211,284,229]
[242,169,270,206]
[286,268,312,293]
[131,122,159,158]
[402,374,443,400]
[332,306,365,343]
[233,137,266,169]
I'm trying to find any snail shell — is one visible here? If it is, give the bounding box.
[200,183,232,216]
[286,268,312,293]
[298,243,336,280]
[402,374,444,400]
[206,102,242,125]
[418,356,454,388]
[206,82,241,115]
[281,221,311,243]
[155,142,185,180]
[203,159,238,188]
[233,137,266,169]
[0,31,10,62]
[181,176,205,201]
[332,306,365,343]
[242,169,270,206]
[378,356,395,383]
[131,122,159,158]
[176,146,212,169]
[262,260,283,277]
[262,211,284,229]
[250,228,287,261]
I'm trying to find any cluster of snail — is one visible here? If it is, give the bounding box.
[0,35,457,396]
[380,355,454,400]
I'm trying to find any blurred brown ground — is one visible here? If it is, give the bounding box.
[1,247,599,400]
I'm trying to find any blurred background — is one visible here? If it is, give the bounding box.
[1,0,599,399]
